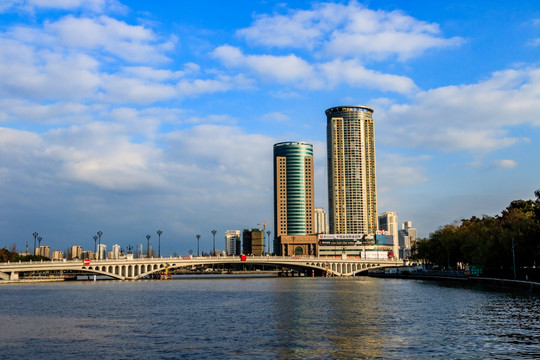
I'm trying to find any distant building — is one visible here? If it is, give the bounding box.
[326,106,378,235]
[314,207,328,234]
[273,141,315,253]
[52,250,63,261]
[225,230,241,256]
[81,250,94,260]
[379,211,399,260]
[36,245,50,259]
[398,221,417,259]
[97,244,107,260]
[243,229,264,256]
[112,244,121,259]
[69,245,82,260]
[136,244,143,258]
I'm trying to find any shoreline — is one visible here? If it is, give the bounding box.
[368,272,540,293]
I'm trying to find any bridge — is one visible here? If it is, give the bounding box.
[0,255,402,281]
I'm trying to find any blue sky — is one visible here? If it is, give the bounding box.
[1,0,539,256]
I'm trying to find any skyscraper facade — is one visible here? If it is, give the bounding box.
[273,142,315,243]
[326,106,378,234]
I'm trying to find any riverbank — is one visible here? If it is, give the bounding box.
[368,271,540,293]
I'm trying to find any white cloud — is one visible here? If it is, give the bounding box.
[45,15,172,63]
[318,59,417,93]
[377,67,540,152]
[176,74,254,97]
[237,2,463,60]
[1,0,127,14]
[494,159,518,169]
[100,74,177,104]
[213,45,415,93]
[0,99,90,124]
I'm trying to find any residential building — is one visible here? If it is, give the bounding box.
[52,250,63,260]
[69,245,82,260]
[36,245,50,259]
[112,244,121,259]
[326,106,378,234]
[97,244,107,260]
[314,207,328,234]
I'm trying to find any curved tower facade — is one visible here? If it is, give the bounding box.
[273,142,314,242]
[326,106,378,234]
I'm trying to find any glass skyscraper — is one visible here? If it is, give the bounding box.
[273,142,314,245]
[326,106,378,234]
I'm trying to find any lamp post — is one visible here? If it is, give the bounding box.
[266,230,271,255]
[157,230,162,258]
[212,230,217,256]
[196,234,200,257]
[37,237,42,255]
[93,235,98,256]
[97,231,103,260]
[32,232,38,256]
[146,235,151,258]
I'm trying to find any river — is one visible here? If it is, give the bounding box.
[0,276,538,359]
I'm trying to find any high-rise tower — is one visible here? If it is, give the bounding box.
[326,106,378,234]
[273,142,314,246]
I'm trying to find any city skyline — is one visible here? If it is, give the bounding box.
[1,1,540,255]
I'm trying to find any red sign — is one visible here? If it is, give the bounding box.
[240,255,247,261]
[83,259,90,265]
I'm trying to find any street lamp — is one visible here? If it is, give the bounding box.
[157,230,162,258]
[97,231,103,260]
[146,235,151,258]
[266,230,271,255]
[37,236,42,251]
[212,230,217,256]
[196,234,200,257]
[93,235,98,256]
[32,232,38,256]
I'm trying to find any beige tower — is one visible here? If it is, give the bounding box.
[326,106,378,234]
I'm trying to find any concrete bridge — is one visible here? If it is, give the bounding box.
[0,255,402,281]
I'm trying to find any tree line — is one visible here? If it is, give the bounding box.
[412,190,540,279]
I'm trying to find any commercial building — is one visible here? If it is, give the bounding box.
[326,106,378,235]
[243,229,265,256]
[318,234,394,259]
[273,142,315,253]
[379,211,399,260]
[225,230,241,256]
[278,235,318,256]
[314,207,328,234]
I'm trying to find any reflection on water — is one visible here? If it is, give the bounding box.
[0,277,538,359]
